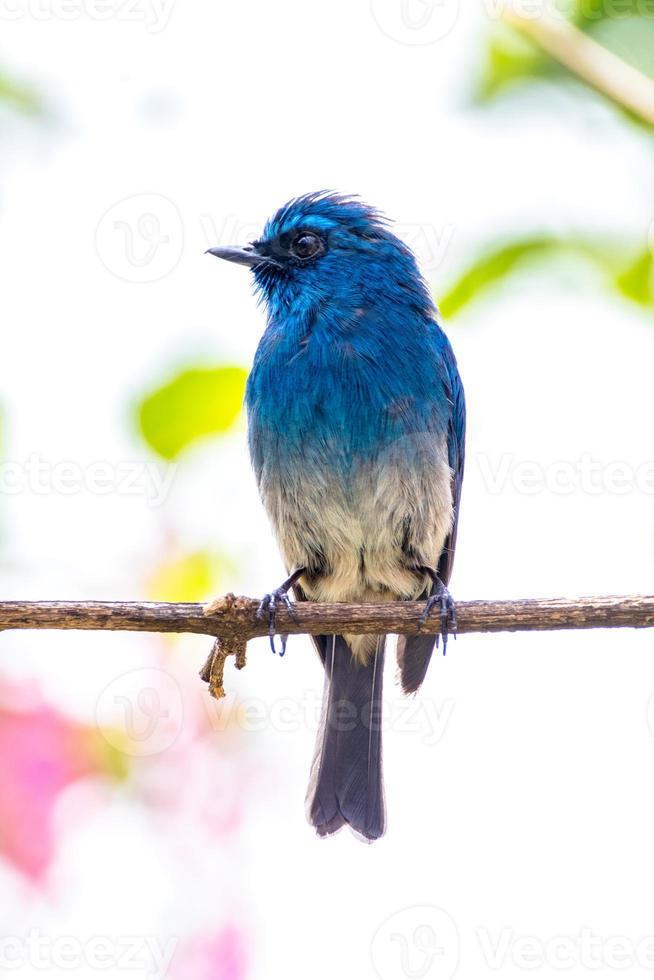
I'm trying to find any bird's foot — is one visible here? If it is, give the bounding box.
[257,568,305,656]
[418,576,457,655]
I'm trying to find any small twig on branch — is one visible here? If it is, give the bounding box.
[2,594,653,698]
[199,635,248,700]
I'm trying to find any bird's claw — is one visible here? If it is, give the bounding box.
[257,587,298,656]
[419,581,457,655]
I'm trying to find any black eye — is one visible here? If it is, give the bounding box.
[290,231,323,261]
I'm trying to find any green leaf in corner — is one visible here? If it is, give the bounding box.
[138,365,248,460]
[475,10,654,127]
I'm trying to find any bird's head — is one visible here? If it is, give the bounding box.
[207,191,434,318]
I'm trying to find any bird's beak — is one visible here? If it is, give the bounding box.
[205,244,277,268]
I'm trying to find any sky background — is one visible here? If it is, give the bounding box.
[2,1,654,978]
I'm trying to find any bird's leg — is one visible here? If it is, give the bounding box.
[257,567,306,656]
[414,565,457,655]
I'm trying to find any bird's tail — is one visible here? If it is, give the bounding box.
[396,633,438,695]
[306,634,386,841]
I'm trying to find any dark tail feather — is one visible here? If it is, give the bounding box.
[306,634,386,841]
[396,634,437,695]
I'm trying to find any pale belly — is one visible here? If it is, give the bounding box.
[257,438,454,659]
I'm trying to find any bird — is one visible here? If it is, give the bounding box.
[207,192,465,841]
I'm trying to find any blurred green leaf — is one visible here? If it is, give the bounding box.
[0,72,41,114]
[573,0,654,33]
[138,365,247,460]
[587,16,654,79]
[439,238,571,317]
[477,30,551,101]
[615,249,654,305]
[439,237,652,317]
[147,550,229,602]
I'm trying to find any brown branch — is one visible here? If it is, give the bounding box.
[3,594,652,700]
[1,593,653,638]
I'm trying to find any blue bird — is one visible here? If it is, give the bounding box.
[208,192,465,841]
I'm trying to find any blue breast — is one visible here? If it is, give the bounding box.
[245,298,455,485]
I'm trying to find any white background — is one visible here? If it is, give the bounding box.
[2,0,654,977]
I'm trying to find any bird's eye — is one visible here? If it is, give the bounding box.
[290,231,323,261]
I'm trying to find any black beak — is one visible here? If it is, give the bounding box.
[205,244,279,269]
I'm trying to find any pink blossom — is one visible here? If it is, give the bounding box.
[173,927,249,980]
[0,698,110,881]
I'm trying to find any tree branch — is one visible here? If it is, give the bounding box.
[3,594,652,698]
[1,593,653,638]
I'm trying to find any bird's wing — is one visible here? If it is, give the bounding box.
[395,334,466,695]
[437,343,466,586]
